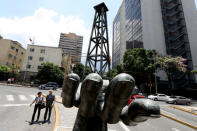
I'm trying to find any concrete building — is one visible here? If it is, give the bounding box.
[112,0,197,90]
[22,44,62,74]
[58,33,83,63]
[112,1,126,68]
[0,37,25,70]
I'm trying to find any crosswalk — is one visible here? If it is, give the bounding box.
[1,94,36,102]
[0,94,61,102]
[6,95,15,101]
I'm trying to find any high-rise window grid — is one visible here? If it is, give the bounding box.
[112,14,121,68]
[125,0,143,49]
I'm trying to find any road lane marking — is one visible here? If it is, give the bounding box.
[161,112,197,130]
[0,104,29,107]
[54,126,72,131]
[172,128,180,131]
[19,95,27,101]
[119,121,130,131]
[55,126,116,131]
[161,109,176,116]
[6,95,14,101]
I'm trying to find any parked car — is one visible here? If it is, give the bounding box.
[148,93,169,101]
[128,94,145,105]
[166,96,191,105]
[166,96,177,104]
[38,82,58,90]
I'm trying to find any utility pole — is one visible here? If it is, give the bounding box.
[23,38,35,84]
[154,52,158,94]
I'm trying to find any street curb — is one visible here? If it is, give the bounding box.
[0,83,36,88]
[170,105,197,116]
[0,83,23,87]
[53,103,60,131]
[161,112,197,130]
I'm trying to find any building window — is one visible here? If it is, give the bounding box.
[28,56,33,60]
[14,56,16,59]
[16,49,18,52]
[39,57,44,61]
[30,48,35,52]
[26,65,31,69]
[8,54,13,58]
[21,52,24,55]
[6,62,11,66]
[40,49,45,53]
[37,65,41,70]
[11,46,15,50]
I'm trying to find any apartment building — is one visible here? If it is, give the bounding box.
[22,44,62,73]
[58,33,83,63]
[0,37,25,70]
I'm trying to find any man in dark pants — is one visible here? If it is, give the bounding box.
[43,90,55,123]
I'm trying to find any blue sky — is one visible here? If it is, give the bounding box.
[0,0,122,29]
[0,0,123,64]
[0,0,196,63]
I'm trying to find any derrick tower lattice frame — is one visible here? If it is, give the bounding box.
[84,3,110,77]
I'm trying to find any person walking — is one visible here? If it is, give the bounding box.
[30,92,44,124]
[43,90,55,123]
[7,78,11,84]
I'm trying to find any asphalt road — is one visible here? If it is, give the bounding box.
[0,85,56,131]
[1,85,196,131]
[108,101,197,131]
[56,88,197,131]
[159,101,197,126]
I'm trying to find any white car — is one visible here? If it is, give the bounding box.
[148,94,169,101]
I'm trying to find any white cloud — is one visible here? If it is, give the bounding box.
[0,8,90,59]
[0,8,112,65]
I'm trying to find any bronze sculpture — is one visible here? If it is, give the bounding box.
[62,73,160,131]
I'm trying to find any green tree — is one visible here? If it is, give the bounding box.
[36,62,64,85]
[156,55,187,90]
[0,65,9,80]
[85,66,92,76]
[123,48,156,87]
[9,64,19,76]
[73,63,92,79]
[0,65,19,81]
[0,65,9,73]
[73,63,84,79]
[107,68,118,79]
[116,64,123,74]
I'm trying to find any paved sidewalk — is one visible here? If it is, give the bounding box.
[55,98,78,131]
[0,82,36,88]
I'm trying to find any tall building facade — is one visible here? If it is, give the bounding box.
[112,1,126,68]
[0,37,25,70]
[58,33,83,63]
[112,0,197,88]
[22,45,62,73]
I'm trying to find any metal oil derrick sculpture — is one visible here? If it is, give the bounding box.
[61,3,161,131]
[84,2,110,77]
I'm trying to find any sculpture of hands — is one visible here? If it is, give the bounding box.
[61,73,160,131]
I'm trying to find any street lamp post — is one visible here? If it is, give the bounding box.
[154,52,158,94]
